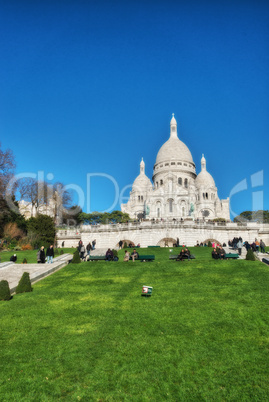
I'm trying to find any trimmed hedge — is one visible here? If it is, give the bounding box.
[0,280,11,301]
[246,248,256,261]
[16,272,33,294]
[72,250,81,263]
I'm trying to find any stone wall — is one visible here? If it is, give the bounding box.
[56,222,269,249]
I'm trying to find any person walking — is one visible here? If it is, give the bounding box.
[37,246,46,263]
[86,242,92,256]
[260,240,266,253]
[237,239,243,256]
[80,243,86,260]
[92,239,96,250]
[46,245,54,263]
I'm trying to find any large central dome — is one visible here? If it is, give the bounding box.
[155,115,194,165]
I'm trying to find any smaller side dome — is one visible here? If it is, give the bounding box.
[196,155,216,188]
[132,158,152,192]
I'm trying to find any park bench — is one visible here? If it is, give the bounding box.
[89,255,106,261]
[169,254,195,260]
[225,253,239,259]
[130,255,155,262]
[89,255,119,261]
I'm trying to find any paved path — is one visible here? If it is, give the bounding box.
[0,254,72,293]
[90,248,107,256]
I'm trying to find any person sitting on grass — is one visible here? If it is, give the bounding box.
[105,248,114,261]
[176,249,185,261]
[218,246,226,260]
[123,250,130,261]
[184,248,191,260]
[131,249,139,262]
[212,248,219,259]
[10,254,17,263]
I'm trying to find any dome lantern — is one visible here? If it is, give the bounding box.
[170,113,178,139]
[140,157,145,174]
[201,154,206,171]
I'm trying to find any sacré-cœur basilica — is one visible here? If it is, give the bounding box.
[57,115,268,248]
[121,114,230,221]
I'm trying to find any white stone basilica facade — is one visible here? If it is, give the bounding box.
[121,115,230,221]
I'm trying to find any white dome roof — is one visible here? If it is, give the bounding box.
[132,158,152,192]
[196,170,215,188]
[132,174,152,191]
[155,115,194,165]
[196,155,215,188]
[156,137,194,164]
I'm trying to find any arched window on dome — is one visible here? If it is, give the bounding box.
[156,181,159,188]
[211,193,215,200]
[203,193,205,200]
[184,178,188,188]
[178,177,182,186]
[206,193,208,199]
[182,207,185,217]
[138,196,140,202]
[141,196,143,202]
[160,180,163,186]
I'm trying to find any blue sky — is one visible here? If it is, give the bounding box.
[0,0,268,219]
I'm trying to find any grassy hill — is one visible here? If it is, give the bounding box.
[0,247,268,400]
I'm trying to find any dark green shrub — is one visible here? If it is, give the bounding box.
[72,250,81,263]
[60,249,64,255]
[0,280,11,301]
[208,241,212,247]
[246,249,256,261]
[22,258,27,264]
[112,249,118,257]
[54,248,59,255]
[16,272,33,294]
[124,242,128,248]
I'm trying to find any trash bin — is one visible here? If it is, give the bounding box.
[142,286,153,297]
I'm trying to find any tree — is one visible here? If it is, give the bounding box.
[0,142,16,199]
[0,143,16,236]
[234,210,269,223]
[26,214,56,248]
[62,205,83,226]
[3,222,24,242]
[78,211,130,225]
[17,178,77,224]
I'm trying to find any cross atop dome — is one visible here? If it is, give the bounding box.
[170,113,178,138]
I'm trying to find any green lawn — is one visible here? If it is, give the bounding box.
[0,247,269,401]
[0,248,76,264]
